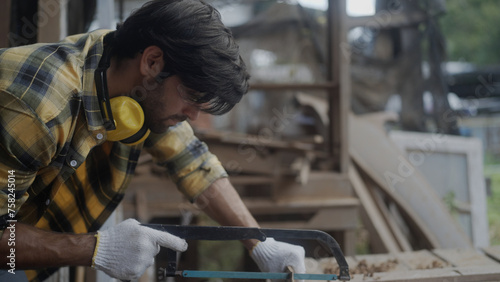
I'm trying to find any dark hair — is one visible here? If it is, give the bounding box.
[113,0,250,115]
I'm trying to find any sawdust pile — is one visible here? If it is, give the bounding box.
[324,259,399,277]
[320,258,446,277]
[415,260,446,270]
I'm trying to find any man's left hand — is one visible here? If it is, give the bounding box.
[250,237,306,281]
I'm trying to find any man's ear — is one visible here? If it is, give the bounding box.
[139,46,165,78]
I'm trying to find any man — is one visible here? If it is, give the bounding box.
[0,0,305,281]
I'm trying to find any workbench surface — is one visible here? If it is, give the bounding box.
[306,246,500,281]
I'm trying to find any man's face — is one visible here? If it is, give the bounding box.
[137,75,201,134]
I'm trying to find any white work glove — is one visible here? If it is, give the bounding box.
[250,238,306,281]
[92,218,188,280]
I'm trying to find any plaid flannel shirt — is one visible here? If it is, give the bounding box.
[0,30,227,281]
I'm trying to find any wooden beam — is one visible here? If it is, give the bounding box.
[38,0,67,43]
[482,245,500,262]
[349,165,400,254]
[75,266,85,282]
[274,171,352,200]
[196,129,319,153]
[346,11,427,29]
[135,190,150,223]
[432,248,499,267]
[394,249,450,269]
[307,208,357,230]
[370,187,413,252]
[328,0,350,173]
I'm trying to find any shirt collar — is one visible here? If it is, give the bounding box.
[79,29,113,133]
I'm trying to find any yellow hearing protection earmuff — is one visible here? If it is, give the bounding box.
[104,96,150,145]
[95,32,150,145]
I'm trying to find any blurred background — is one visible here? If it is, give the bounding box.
[2,0,500,281]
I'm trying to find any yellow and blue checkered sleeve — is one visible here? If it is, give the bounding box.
[144,121,227,201]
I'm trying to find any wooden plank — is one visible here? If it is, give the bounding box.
[342,229,357,257]
[394,250,450,270]
[432,248,500,267]
[370,186,413,252]
[197,130,318,153]
[350,267,500,282]
[366,268,460,282]
[482,245,500,262]
[346,10,427,29]
[204,142,281,175]
[74,266,85,282]
[258,221,315,229]
[349,112,472,249]
[349,165,401,253]
[275,171,352,199]
[328,0,350,173]
[38,0,66,43]
[308,249,500,282]
[244,197,359,215]
[84,267,97,282]
[306,208,358,230]
[453,265,500,280]
[135,190,150,222]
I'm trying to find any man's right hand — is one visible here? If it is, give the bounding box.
[92,218,187,280]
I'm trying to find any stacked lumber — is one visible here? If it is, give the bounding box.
[348,112,474,252]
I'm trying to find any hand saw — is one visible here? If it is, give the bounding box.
[142,224,351,281]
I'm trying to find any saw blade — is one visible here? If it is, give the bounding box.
[178,270,338,280]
